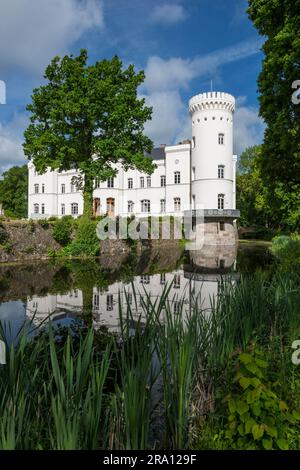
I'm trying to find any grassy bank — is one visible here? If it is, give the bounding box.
[1,271,300,450]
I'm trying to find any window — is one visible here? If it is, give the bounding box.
[192,167,195,180]
[173,301,181,315]
[42,184,45,194]
[192,195,196,210]
[41,204,45,215]
[174,197,181,212]
[34,184,39,194]
[61,204,65,215]
[71,203,79,215]
[160,273,166,285]
[220,259,225,269]
[140,275,150,284]
[34,204,39,214]
[218,194,225,210]
[128,178,133,189]
[147,176,151,187]
[141,199,150,213]
[218,133,224,145]
[128,201,134,213]
[173,274,180,289]
[218,165,225,179]
[93,294,99,309]
[161,175,166,187]
[160,199,166,213]
[61,184,65,194]
[220,221,225,231]
[107,177,114,188]
[106,294,113,311]
[140,177,144,188]
[94,178,100,189]
[192,136,196,148]
[174,171,181,184]
[70,183,75,193]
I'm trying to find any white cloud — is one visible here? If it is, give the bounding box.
[142,39,262,146]
[143,39,262,93]
[234,100,265,155]
[150,4,187,25]
[0,0,104,73]
[0,114,28,176]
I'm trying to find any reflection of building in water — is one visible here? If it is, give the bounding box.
[26,289,83,324]
[25,247,238,331]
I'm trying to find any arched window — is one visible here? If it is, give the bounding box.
[160,199,166,213]
[174,197,181,212]
[71,203,79,215]
[218,194,225,210]
[34,184,39,194]
[218,133,224,145]
[128,201,134,213]
[218,165,225,179]
[34,203,39,214]
[107,177,114,188]
[128,178,133,189]
[141,199,150,213]
[174,171,181,184]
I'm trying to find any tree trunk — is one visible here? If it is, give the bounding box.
[83,173,93,218]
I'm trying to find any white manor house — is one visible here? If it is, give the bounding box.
[28,91,239,220]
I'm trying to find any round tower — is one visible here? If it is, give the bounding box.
[189,91,236,211]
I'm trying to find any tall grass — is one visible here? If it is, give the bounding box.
[0,272,299,449]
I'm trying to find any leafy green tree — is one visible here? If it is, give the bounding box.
[0,165,28,218]
[247,0,300,228]
[23,50,154,216]
[237,146,272,227]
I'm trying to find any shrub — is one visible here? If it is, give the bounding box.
[0,225,9,244]
[271,234,300,273]
[52,216,73,246]
[37,218,50,229]
[222,348,300,450]
[27,219,35,233]
[67,217,100,257]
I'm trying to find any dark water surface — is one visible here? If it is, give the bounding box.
[0,242,274,340]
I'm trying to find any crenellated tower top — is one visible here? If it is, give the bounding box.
[189,91,235,114]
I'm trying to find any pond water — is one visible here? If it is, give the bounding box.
[0,242,274,341]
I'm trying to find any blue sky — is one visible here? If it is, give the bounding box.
[0,0,265,175]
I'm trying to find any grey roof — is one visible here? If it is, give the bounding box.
[145,147,165,161]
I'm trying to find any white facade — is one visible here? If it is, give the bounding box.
[28,91,237,219]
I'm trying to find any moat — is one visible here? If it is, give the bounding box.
[0,242,273,341]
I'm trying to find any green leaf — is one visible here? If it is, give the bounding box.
[252,424,264,440]
[292,410,300,420]
[266,426,278,438]
[263,438,273,450]
[245,418,256,434]
[239,353,253,364]
[279,401,288,411]
[236,400,249,416]
[239,377,251,389]
[228,399,236,414]
[277,439,288,450]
